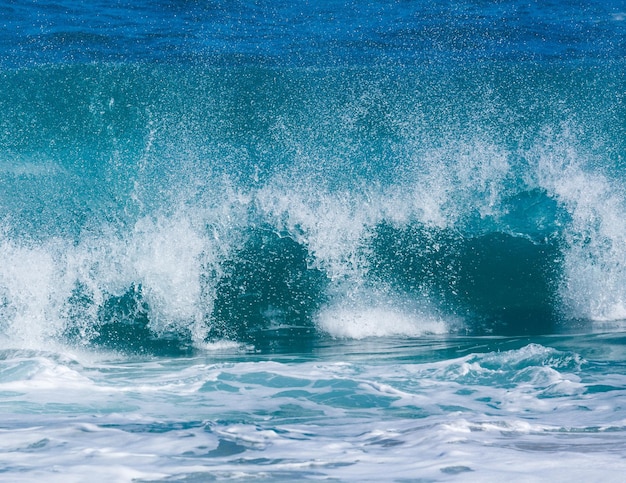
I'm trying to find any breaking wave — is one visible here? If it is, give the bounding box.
[0,62,624,353]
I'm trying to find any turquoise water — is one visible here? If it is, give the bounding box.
[3,336,626,481]
[1,1,626,480]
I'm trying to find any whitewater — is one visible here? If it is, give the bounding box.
[1,0,625,481]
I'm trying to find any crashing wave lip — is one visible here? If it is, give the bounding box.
[316,305,449,339]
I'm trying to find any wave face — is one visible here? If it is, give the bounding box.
[0,61,624,353]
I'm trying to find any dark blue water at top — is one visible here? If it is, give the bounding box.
[1,0,624,67]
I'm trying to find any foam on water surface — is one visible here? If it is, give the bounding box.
[2,339,626,481]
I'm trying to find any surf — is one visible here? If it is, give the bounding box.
[0,62,624,354]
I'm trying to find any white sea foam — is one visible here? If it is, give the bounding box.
[316,303,448,338]
[2,342,626,481]
[534,129,626,323]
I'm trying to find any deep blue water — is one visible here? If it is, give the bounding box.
[1,0,624,66]
[0,1,625,481]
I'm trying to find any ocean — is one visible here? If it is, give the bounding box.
[0,1,625,481]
